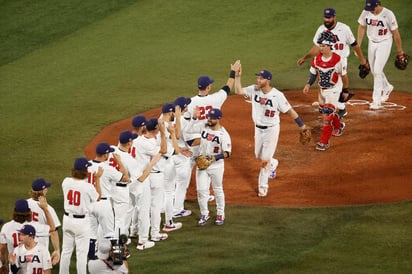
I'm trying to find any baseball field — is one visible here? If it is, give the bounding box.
[1,0,411,273]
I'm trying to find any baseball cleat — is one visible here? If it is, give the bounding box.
[208,195,215,202]
[136,241,155,250]
[163,222,182,232]
[173,209,192,218]
[258,187,268,198]
[151,233,168,242]
[315,142,330,151]
[382,84,394,103]
[215,215,224,225]
[198,214,210,226]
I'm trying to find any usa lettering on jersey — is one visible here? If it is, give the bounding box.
[201,131,220,144]
[254,95,274,107]
[19,254,41,263]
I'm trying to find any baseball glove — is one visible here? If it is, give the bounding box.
[358,61,370,79]
[299,127,312,145]
[195,155,214,170]
[394,53,409,70]
[338,88,355,103]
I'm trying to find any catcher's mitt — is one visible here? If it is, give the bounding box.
[195,155,214,170]
[338,88,355,103]
[299,127,312,145]
[394,53,409,70]
[358,61,370,79]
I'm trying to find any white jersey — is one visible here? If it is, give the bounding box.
[243,85,292,127]
[313,22,356,58]
[358,8,398,43]
[88,160,124,198]
[111,147,143,183]
[184,87,229,141]
[133,135,166,172]
[12,243,52,274]
[61,177,99,216]
[0,220,50,254]
[26,198,61,229]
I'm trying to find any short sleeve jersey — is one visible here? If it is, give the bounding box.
[313,22,356,58]
[12,243,52,273]
[244,85,292,126]
[88,160,124,197]
[199,125,232,157]
[62,177,98,216]
[26,198,61,229]
[110,147,143,184]
[358,8,398,43]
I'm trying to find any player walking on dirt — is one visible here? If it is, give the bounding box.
[357,0,406,109]
[234,64,309,198]
[303,31,347,151]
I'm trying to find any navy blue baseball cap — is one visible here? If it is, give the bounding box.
[18,224,36,237]
[96,142,115,155]
[32,178,51,191]
[146,118,159,131]
[162,103,175,113]
[174,97,191,109]
[364,0,378,11]
[74,157,92,170]
[132,115,147,128]
[198,75,214,89]
[208,108,223,120]
[119,130,138,144]
[15,199,30,213]
[255,70,272,80]
[323,8,336,18]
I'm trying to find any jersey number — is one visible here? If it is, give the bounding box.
[333,43,344,50]
[109,157,120,171]
[32,268,43,274]
[12,232,22,247]
[67,190,81,206]
[378,29,388,36]
[87,172,96,185]
[198,106,213,120]
[264,110,275,117]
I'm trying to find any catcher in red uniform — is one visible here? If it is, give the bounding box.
[303,31,347,151]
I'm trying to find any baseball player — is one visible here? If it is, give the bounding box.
[357,0,406,109]
[297,7,368,118]
[182,60,241,206]
[0,199,55,273]
[303,31,347,151]
[87,142,130,259]
[59,157,102,274]
[133,118,169,250]
[234,65,309,197]
[172,96,195,219]
[159,103,184,232]
[26,178,61,264]
[8,225,52,274]
[187,108,231,225]
[129,115,147,238]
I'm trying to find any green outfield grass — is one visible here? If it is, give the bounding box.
[1,0,411,273]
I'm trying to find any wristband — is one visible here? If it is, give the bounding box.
[294,117,304,128]
[307,73,316,85]
[229,70,236,79]
[214,154,224,161]
[342,88,349,93]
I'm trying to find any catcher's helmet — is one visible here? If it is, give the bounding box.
[317,31,335,46]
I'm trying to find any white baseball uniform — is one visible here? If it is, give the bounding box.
[133,134,168,242]
[59,177,99,274]
[188,121,232,218]
[88,159,124,241]
[243,85,292,190]
[11,242,52,274]
[358,7,398,105]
